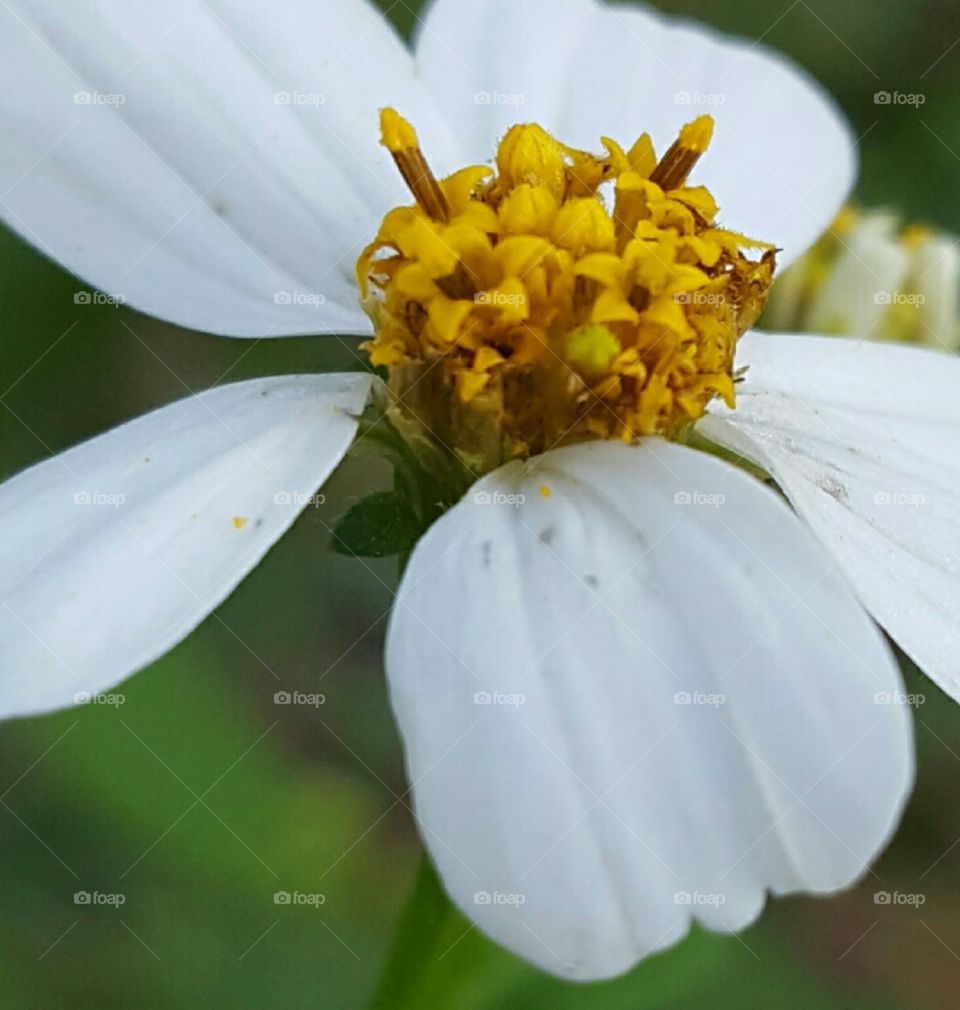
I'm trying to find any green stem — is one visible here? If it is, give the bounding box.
[367,857,461,1010]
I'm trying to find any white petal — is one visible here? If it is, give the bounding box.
[416,0,596,153]
[387,440,911,981]
[416,0,855,266]
[0,372,370,719]
[699,331,960,703]
[0,0,461,336]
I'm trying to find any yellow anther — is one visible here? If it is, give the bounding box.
[679,115,714,154]
[651,115,715,191]
[380,107,419,153]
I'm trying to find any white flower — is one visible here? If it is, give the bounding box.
[766,206,960,349]
[0,0,955,982]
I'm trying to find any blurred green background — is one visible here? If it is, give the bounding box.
[2,1,959,1007]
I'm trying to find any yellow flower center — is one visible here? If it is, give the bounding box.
[357,109,776,472]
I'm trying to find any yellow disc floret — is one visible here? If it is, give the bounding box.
[357,108,777,472]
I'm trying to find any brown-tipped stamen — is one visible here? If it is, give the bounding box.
[649,115,714,191]
[380,107,450,223]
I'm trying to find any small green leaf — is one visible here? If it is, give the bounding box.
[333,491,422,558]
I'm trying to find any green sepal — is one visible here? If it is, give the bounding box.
[332,490,423,559]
